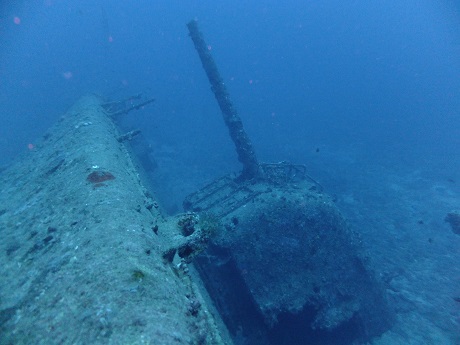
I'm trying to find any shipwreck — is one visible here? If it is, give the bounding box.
[0,20,394,345]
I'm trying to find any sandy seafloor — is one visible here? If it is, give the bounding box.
[333,165,460,344]
[150,141,460,345]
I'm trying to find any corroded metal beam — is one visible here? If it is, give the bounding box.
[187,20,259,180]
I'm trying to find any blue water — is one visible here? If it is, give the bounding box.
[1,1,459,343]
[1,1,460,170]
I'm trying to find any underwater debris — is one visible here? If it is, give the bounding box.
[74,121,92,129]
[86,171,115,184]
[43,235,54,244]
[445,211,460,235]
[162,248,176,263]
[160,213,219,266]
[106,97,155,117]
[178,213,198,237]
[187,298,201,317]
[44,158,65,177]
[117,129,141,143]
[132,269,145,281]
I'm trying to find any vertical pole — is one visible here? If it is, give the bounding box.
[187,20,259,180]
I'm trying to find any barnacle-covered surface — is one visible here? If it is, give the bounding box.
[0,95,228,345]
[186,171,394,344]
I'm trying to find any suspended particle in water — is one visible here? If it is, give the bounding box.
[62,71,73,79]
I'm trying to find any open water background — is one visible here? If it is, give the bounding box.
[1,1,460,343]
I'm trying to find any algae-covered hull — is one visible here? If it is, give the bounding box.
[185,164,394,344]
[0,95,228,345]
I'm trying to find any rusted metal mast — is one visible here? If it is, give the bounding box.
[187,20,259,180]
